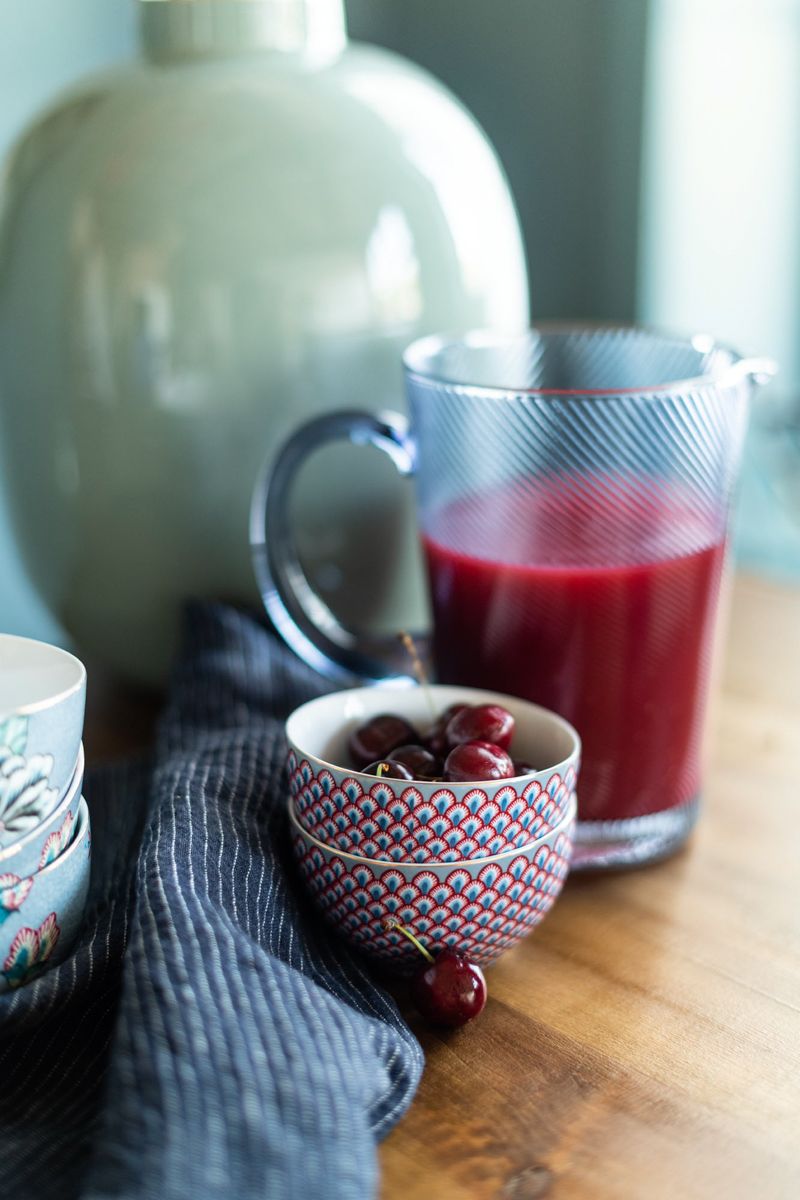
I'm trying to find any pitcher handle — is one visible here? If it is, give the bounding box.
[733,357,778,387]
[249,409,418,683]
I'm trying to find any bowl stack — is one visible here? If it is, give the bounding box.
[0,636,91,993]
[287,685,580,969]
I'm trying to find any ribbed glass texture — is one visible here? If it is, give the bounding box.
[405,328,750,568]
[404,327,753,866]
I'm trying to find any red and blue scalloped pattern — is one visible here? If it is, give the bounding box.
[291,826,573,967]
[288,750,576,862]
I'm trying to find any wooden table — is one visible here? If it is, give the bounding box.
[381,575,800,1199]
[84,575,800,1199]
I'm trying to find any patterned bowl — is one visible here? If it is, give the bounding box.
[0,796,91,993]
[289,795,575,969]
[0,635,86,847]
[286,684,580,862]
[0,743,84,881]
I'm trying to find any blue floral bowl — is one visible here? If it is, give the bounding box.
[0,796,91,993]
[0,635,86,847]
[0,744,83,881]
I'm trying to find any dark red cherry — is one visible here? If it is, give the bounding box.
[445,704,515,752]
[389,744,442,781]
[362,759,414,780]
[411,949,487,1028]
[349,714,419,769]
[423,703,469,758]
[444,740,515,782]
[512,760,537,776]
[423,728,447,759]
[439,703,469,727]
[438,700,470,720]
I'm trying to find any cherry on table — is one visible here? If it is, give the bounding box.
[444,740,515,782]
[445,703,515,752]
[411,950,487,1028]
[386,920,487,1029]
[349,714,419,769]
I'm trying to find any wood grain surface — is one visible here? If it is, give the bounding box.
[379,574,800,1199]
[82,574,800,1199]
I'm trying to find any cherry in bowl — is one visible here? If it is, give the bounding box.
[348,701,523,784]
[285,684,581,864]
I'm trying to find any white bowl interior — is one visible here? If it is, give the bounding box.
[286,684,579,778]
[0,635,85,717]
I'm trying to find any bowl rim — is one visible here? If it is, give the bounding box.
[0,634,86,720]
[0,742,84,863]
[285,683,581,787]
[30,795,90,879]
[287,792,576,869]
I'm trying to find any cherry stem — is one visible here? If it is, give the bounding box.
[384,918,435,964]
[398,631,437,722]
[376,762,388,777]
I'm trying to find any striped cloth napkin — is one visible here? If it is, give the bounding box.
[0,604,423,1199]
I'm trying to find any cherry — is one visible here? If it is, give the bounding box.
[349,703,521,782]
[386,920,487,1028]
[390,744,442,781]
[349,714,419,769]
[445,703,515,752]
[423,703,469,758]
[441,703,469,723]
[512,760,537,776]
[411,950,487,1028]
[444,740,515,782]
[423,728,446,759]
[362,759,414,780]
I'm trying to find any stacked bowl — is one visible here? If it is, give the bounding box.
[0,636,91,993]
[287,685,580,969]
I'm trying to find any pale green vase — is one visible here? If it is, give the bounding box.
[0,0,528,683]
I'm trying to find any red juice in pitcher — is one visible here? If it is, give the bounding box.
[259,327,765,864]
[422,482,727,822]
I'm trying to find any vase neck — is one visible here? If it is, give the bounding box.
[139,0,347,63]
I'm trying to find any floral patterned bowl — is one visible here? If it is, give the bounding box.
[289,794,575,969]
[0,796,91,993]
[0,635,86,847]
[286,685,580,863]
[0,744,83,880]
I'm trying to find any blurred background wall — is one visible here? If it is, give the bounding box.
[1,0,797,641]
[347,0,650,322]
[0,0,135,640]
[639,0,800,579]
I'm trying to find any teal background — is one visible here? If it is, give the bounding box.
[0,0,135,640]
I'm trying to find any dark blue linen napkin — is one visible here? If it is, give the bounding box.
[0,604,423,1199]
